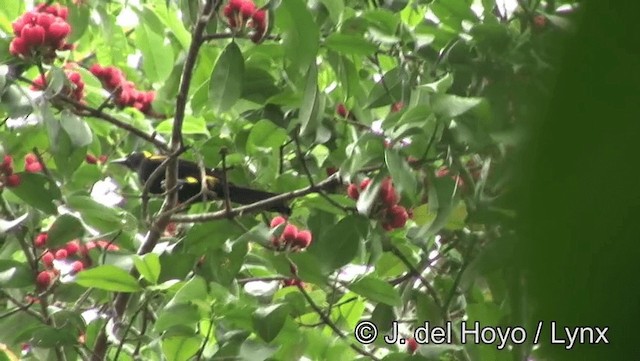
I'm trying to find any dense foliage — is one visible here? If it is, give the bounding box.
[0,0,578,360]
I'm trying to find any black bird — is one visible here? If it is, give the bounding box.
[111,151,291,214]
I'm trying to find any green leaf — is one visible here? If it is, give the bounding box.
[418,73,453,93]
[246,119,288,155]
[60,111,93,147]
[252,304,289,343]
[367,67,409,108]
[298,62,320,137]
[431,94,483,118]
[385,149,418,198]
[155,304,201,333]
[7,172,61,214]
[309,215,368,274]
[67,195,135,233]
[67,3,90,43]
[156,116,209,135]
[162,336,202,361]
[75,265,141,292]
[348,275,401,306]
[209,41,244,113]
[0,260,33,288]
[324,34,377,56]
[135,253,161,284]
[318,0,344,24]
[136,22,174,83]
[276,0,320,76]
[46,214,84,248]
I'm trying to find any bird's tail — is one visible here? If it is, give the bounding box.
[227,185,291,215]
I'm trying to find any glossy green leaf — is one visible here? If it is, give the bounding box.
[209,41,244,113]
[162,336,202,361]
[324,34,378,56]
[252,304,289,342]
[7,172,61,214]
[0,260,33,288]
[135,253,161,284]
[75,265,141,292]
[309,215,368,274]
[46,214,84,248]
[348,275,401,306]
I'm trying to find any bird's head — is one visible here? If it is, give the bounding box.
[110,152,148,171]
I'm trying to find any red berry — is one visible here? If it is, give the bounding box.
[6,174,21,187]
[21,24,46,47]
[282,224,298,243]
[54,249,68,260]
[3,155,13,169]
[223,4,234,17]
[282,278,303,287]
[9,37,29,56]
[36,271,52,287]
[252,9,266,25]
[407,337,418,353]
[85,154,98,164]
[270,216,287,229]
[70,260,84,273]
[24,153,38,164]
[336,103,349,118]
[436,167,450,178]
[359,178,371,190]
[229,0,244,10]
[89,64,103,76]
[98,155,108,163]
[239,1,256,19]
[388,205,408,229]
[391,101,404,113]
[25,162,42,173]
[41,251,54,268]
[294,230,312,249]
[35,13,56,30]
[65,240,80,256]
[533,15,546,29]
[12,17,27,37]
[347,184,360,200]
[34,233,48,248]
[46,20,71,46]
[325,167,337,176]
[380,178,398,206]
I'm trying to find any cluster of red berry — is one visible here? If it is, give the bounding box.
[223,0,268,43]
[347,177,410,231]
[9,4,72,61]
[1,155,21,188]
[34,233,119,288]
[89,64,156,115]
[269,216,313,251]
[0,154,45,188]
[31,70,85,102]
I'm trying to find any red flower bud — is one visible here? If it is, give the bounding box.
[24,153,38,164]
[34,233,48,248]
[98,155,108,163]
[294,230,312,249]
[71,260,84,273]
[336,103,349,118]
[282,224,298,243]
[54,249,68,260]
[41,251,54,268]
[3,155,13,169]
[359,178,371,190]
[6,174,21,187]
[270,216,287,228]
[21,24,46,47]
[85,154,98,164]
[407,337,418,353]
[347,184,360,200]
[46,20,71,45]
[36,271,53,287]
[65,240,80,256]
[391,101,404,113]
[9,37,29,56]
[239,1,256,19]
[35,13,56,30]
[25,162,43,173]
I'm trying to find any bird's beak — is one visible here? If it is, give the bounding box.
[110,157,129,166]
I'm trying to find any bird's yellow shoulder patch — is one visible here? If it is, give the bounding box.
[185,176,199,184]
[205,175,219,187]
